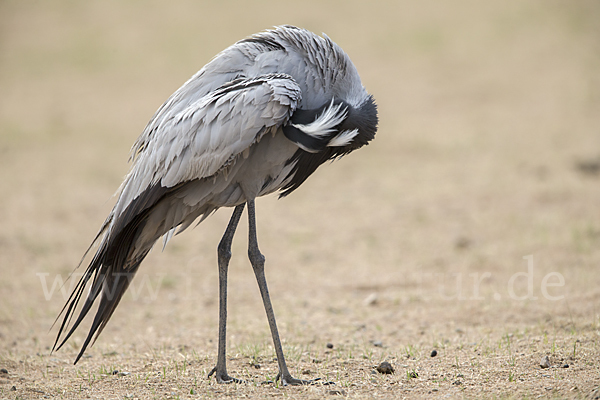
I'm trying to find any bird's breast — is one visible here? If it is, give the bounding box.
[189,128,299,208]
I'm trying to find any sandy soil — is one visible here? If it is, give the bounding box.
[1,1,599,398]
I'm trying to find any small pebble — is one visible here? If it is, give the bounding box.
[540,355,551,369]
[453,380,462,385]
[0,368,8,374]
[326,343,334,349]
[363,293,378,306]
[372,340,383,347]
[376,361,394,374]
[430,350,438,357]
[112,370,119,375]
[328,389,346,396]
[118,371,131,376]
[562,364,569,368]
[10,386,16,391]
[455,236,471,249]
[407,370,418,379]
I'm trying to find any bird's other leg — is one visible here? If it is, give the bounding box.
[246,199,317,386]
[208,204,245,384]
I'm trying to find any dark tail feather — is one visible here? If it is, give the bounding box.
[52,261,105,354]
[53,183,180,362]
[52,214,151,363]
[72,259,142,364]
[50,216,112,338]
[51,221,112,354]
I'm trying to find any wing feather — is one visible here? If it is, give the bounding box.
[113,74,301,220]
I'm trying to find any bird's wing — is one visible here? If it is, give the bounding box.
[114,73,302,218]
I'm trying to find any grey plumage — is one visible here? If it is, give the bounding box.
[53,25,378,385]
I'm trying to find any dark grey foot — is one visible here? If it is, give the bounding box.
[272,373,334,386]
[208,367,244,384]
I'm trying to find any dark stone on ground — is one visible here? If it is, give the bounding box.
[376,361,394,374]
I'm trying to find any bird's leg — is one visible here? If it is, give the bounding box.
[246,199,316,386]
[208,204,245,384]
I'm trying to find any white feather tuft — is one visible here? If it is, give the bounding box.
[292,99,348,138]
[327,129,359,147]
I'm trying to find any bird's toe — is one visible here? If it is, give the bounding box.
[275,373,334,386]
[208,367,244,384]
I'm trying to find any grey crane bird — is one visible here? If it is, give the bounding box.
[52,25,378,385]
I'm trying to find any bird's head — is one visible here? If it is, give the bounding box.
[283,94,378,155]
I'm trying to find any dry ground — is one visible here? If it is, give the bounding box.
[1,1,600,399]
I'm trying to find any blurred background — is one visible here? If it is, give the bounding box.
[1,0,599,368]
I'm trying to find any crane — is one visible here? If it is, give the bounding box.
[52,25,378,386]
